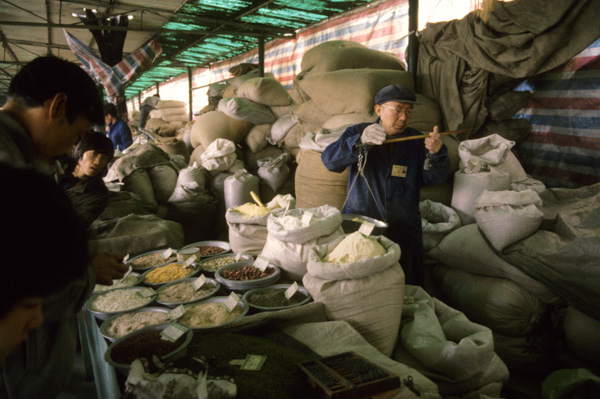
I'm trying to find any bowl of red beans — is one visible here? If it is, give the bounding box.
[215,260,280,292]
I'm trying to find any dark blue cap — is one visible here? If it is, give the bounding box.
[374,84,418,105]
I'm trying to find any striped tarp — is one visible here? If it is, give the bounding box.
[514,37,600,188]
[64,29,161,103]
[204,0,410,89]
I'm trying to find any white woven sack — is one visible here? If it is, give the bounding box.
[218,97,276,125]
[147,164,178,205]
[157,100,187,109]
[257,154,290,192]
[451,167,511,225]
[458,134,527,182]
[432,265,546,336]
[224,169,260,211]
[168,162,207,203]
[200,138,237,175]
[261,205,343,281]
[237,77,292,107]
[226,194,296,256]
[162,113,189,123]
[474,189,543,252]
[303,235,404,356]
[159,107,188,117]
[268,114,298,145]
[427,224,560,304]
[299,126,347,152]
[420,199,461,252]
[510,175,546,193]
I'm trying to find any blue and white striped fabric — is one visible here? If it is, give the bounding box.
[514,37,600,188]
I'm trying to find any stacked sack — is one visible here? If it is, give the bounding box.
[302,231,405,357]
[145,100,189,138]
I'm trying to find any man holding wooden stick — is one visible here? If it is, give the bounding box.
[322,84,450,286]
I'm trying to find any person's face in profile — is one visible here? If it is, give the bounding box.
[0,297,44,364]
[77,150,110,179]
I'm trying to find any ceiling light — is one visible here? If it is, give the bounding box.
[71,12,78,17]
[127,15,134,20]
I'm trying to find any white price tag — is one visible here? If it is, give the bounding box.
[193,274,207,290]
[168,304,186,320]
[225,292,240,312]
[240,355,267,371]
[119,265,133,283]
[285,281,299,300]
[253,255,269,272]
[183,254,197,268]
[358,221,375,236]
[137,287,156,298]
[162,248,174,259]
[160,322,188,342]
[300,211,313,227]
[123,254,130,263]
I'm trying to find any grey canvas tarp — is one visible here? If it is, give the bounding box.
[416,0,600,137]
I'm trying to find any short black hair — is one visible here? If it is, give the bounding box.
[104,103,118,118]
[8,56,104,125]
[0,163,89,319]
[73,131,114,162]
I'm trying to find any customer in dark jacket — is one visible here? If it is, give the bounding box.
[104,102,133,151]
[58,131,115,227]
[321,85,450,286]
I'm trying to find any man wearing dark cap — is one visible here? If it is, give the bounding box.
[104,102,133,152]
[322,84,450,286]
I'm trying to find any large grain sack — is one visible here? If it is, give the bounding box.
[190,111,253,149]
[408,94,442,133]
[237,77,292,107]
[159,106,187,118]
[259,170,295,204]
[283,123,306,149]
[270,102,299,119]
[303,234,404,356]
[224,169,260,211]
[157,100,187,109]
[229,70,275,88]
[427,224,560,304]
[493,330,560,373]
[395,285,509,397]
[88,214,184,255]
[420,134,460,206]
[244,124,270,153]
[189,145,205,166]
[147,164,178,205]
[432,265,547,337]
[309,47,406,76]
[226,194,296,256]
[299,69,414,115]
[144,118,169,132]
[295,150,348,210]
[161,113,189,123]
[268,114,298,146]
[168,162,208,203]
[299,126,348,153]
[474,189,544,252]
[322,113,376,130]
[257,153,291,192]
[243,145,283,171]
[166,194,219,244]
[301,40,366,71]
[98,191,149,221]
[420,199,461,252]
[156,137,190,164]
[218,97,276,125]
[122,169,158,212]
[563,306,600,367]
[200,138,237,175]
[288,71,312,104]
[261,205,344,281]
[293,100,334,133]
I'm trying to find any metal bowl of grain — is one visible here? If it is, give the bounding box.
[242,283,312,311]
[86,286,157,321]
[141,261,202,287]
[155,277,221,308]
[99,306,171,343]
[177,296,249,330]
[92,272,142,295]
[197,253,253,275]
[179,240,231,259]
[126,248,176,272]
[215,260,280,292]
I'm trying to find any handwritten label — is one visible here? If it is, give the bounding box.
[137,287,156,298]
[253,255,269,272]
[168,304,186,320]
[285,282,299,300]
[162,248,174,259]
[225,292,240,312]
[240,355,267,371]
[358,221,375,236]
[300,211,313,227]
[193,274,207,290]
[183,254,197,268]
[160,322,188,342]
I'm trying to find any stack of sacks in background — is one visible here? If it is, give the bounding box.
[395,285,509,397]
[92,143,186,254]
[302,231,405,358]
[145,100,189,138]
[421,133,569,372]
[287,40,460,209]
[129,109,141,132]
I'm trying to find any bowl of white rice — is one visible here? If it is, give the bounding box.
[99,307,171,343]
[155,277,221,308]
[86,286,157,321]
[92,272,142,294]
[177,296,248,330]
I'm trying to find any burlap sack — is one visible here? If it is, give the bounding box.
[157,100,187,109]
[168,163,208,203]
[301,40,366,71]
[283,123,306,149]
[270,102,299,119]
[244,124,270,153]
[322,113,376,130]
[420,199,461,252]
[268,114,298,146]
[432,265,546,336]
[237,77,292,107]
[189,145,205,166]
[295,149,348,210]
[293,100,334,132]
[145,118,170,132]
[156,138,190,164]
[299,69,414,115]
[243,145,283,171]
[162,113,189,123]
[218,97,276,125]
[159,107,188,117]
[229,70,275,88]
[261,205,343,281]
[408,94,442,133]
[122,169,158,212]
[309,46,406,76]
[190,110,253,149]
[147,164,178,205]
[257,154,290,192]
[303,235,404,356]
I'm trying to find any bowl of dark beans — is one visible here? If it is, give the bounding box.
[215,260,280,292]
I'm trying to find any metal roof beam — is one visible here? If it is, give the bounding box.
[0,21,295,38]
[3,39,71,51]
